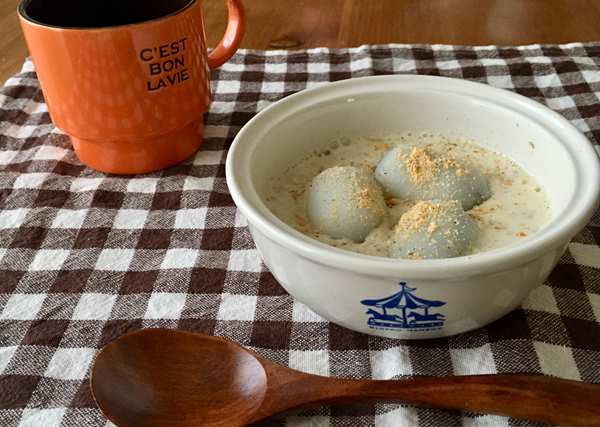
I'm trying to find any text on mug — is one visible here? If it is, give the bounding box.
[140,38,190,92]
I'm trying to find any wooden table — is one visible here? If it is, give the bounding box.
[3,0,600,83]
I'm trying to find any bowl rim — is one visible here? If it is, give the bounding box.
[226,74,600,279]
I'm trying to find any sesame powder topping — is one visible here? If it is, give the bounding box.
[400,148,437,185]
[397,200,456,234]
[399,147,469,185]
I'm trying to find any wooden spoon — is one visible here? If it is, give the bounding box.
[91,328,600,427]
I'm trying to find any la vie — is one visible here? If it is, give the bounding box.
[147,69,190,91]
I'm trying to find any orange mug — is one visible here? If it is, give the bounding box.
[18,0,245,174]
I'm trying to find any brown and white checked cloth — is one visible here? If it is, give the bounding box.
[1,43,600,427]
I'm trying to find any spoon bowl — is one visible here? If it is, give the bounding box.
[92,329,267,426]
[91,328,600,427]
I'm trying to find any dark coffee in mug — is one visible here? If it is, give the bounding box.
[21,0,194,28]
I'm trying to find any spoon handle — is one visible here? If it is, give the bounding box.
[325,374,600,426]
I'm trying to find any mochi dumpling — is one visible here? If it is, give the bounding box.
[307,166,387,242]
[389,200,478,259]
[375,146,491,210]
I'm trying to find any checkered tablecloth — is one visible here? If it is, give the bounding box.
[1,43,600,427]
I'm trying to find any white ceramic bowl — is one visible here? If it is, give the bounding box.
[226,75,600,339]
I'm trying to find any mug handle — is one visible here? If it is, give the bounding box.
[207,0,246,69]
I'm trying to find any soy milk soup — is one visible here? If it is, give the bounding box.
[266,133,550,259]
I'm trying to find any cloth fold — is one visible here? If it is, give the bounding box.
[1,43,599,426]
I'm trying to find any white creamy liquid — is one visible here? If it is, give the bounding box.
[265,132,551,258]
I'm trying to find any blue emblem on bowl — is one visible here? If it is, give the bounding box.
[360,282,446,331]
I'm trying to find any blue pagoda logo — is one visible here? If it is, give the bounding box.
[360,282,446,331]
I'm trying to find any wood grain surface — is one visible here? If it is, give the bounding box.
[3,0,600,83]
